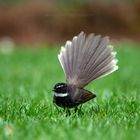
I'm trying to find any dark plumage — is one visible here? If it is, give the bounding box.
[53,32,118,109]
[53,84,96,108]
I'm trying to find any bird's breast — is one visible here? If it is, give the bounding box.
[53,94,76,108]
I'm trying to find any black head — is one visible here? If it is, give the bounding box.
[53,83,68,93]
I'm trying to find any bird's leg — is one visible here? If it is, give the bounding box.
[74,105,82,114]
[79,105,83,111]
[66,108,71,116]
[63,107,71,116]
[74,107,78,113]
[54,104,62,114]
[63,107,66,113]
[77,105,83,114]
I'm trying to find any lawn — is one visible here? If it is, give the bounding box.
[0,42,140,140]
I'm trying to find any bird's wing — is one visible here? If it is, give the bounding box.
[58,32,118,88]
[72,88,96,105]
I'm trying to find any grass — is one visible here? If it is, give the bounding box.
[0,42,140,140]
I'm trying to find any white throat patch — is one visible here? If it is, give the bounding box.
[54,92,68,97]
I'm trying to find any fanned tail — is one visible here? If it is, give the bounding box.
[58,32,118,88]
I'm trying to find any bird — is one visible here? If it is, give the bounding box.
[52,31,118,109]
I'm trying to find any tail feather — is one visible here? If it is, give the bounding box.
[58,32,118,88]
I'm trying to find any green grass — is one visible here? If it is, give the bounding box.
[0,42,140,140]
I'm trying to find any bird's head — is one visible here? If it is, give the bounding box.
[53,83,68,97]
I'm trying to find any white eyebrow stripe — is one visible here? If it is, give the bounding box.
[54,93,68,97]
[57,85,64,88]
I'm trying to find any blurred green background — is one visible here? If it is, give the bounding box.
[0,1,140,140]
